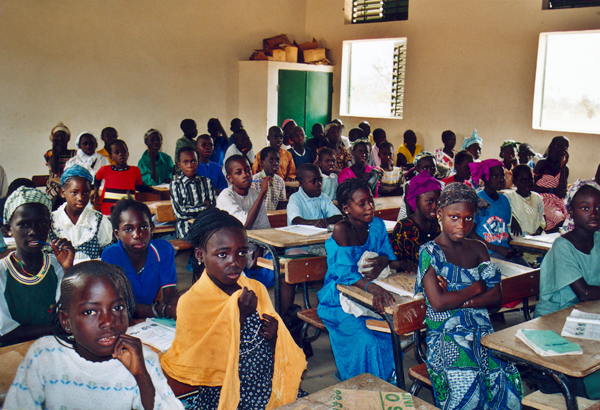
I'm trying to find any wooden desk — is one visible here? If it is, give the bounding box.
[481,300,600,410]
[373,196,403,221]
[337,259,540,390]
[510,234,557,254]
[274,373,438,410]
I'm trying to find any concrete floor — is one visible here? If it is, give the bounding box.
[174,251,533,408]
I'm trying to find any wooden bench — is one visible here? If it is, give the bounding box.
[32,175,49,187]
[522,390,599,410]
[257,255,328,356]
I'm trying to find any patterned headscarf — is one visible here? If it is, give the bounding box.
[406,171,443,211]
[61,164,94,186]
[500,140,519,156]
[437,182,490,211]
[144,128,163,143]
[414,151,436,167]
[462,129,483,150]
[560,179,600,233]
[352,137,370,148]
[49,122,71,142]
[468,159,504,186]
[323,122,341,138]
[4,186,52,224]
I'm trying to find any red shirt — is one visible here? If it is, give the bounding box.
[95,165,143,215]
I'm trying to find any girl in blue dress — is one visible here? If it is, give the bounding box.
[416,182,522,410]
[317,178,402,381]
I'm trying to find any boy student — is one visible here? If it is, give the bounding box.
[175,119,198,162]
[97,126,118,165]
[307,123,328,153]
[251,147,286,211]
[223,129,255,169]
[358,120,372,144]
[227,117,244,146]
[252,126,296,181]
[378,141,404,196]
[287,163,343,227]
[371,128,387,167]
[170,146,217,239]
[207,118,229,167]
[396,129,422,169]
[196,133,227,194]
[288,126,316,168]
[317,148,338,200]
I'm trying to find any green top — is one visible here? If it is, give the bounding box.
[174,136,196,164]
[138,150,174,186]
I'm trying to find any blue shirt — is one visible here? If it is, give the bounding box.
[475,190,512,250]
[197,161,228,191]
[288,147,316,168]
[210,137,229,167]
[286,187,341,225]
[101,239,177,305]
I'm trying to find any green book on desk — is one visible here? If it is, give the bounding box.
[516,329,582,357]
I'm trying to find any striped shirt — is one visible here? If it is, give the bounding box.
[251,171,285,211]
[169,174,217,238]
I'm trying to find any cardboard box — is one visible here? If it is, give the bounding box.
[268,49,286,62]
[303,48,327,63]
[263,34,292,50]
[283,46,298,63]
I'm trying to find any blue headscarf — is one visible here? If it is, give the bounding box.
[462,129,483,150]
[61,164,93,186]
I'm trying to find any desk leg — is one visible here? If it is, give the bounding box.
[384,312,406,390]
[248,239,282,314]
[550,371,578,410]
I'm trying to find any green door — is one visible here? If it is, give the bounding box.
[277,70,307,129]
[305,71,333,133]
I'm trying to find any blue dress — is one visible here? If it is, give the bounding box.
[416,241,522,410]
[317,217,396,381]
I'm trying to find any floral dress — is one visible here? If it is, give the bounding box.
[416,242,523,410]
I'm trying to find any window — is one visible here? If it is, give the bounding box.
[340,38,406,119]
[532,30,600,134]
[545,0,600,9]
[351,0,409,24]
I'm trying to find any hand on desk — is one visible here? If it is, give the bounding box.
[366,283,395,314]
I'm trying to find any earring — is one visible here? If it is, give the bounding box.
[197,258,203,265]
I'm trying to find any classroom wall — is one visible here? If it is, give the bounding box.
[0,0,307,180]
[305,0,600,180]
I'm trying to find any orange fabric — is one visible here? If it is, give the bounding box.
[161,272,306,410]
[252,148,297,181]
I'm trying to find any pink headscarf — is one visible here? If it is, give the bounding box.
[407,171,442,212]
[469,159,504,186]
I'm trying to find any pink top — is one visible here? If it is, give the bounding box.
[338,164,380,197]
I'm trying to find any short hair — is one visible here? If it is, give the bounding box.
[207,118,221,132]
[441,130,455,143]
[180,119,196,132]
[337,178,371,208]
[110,197,152,231]
[224,154,248,175]
[454,150,474,165]
[101,127,118,137]
[6,178,35,198]
[317,147,334,161]
[348,128,364,140]
[184,207,245,250]
[177,145,197,162]
[51,261,136,347]
[373,128,386,140]
[196,133,212,144]
[512,164,533,180]
[260,146,279,162]
[230,118,243,131]
[108,139,128,152]
[404,129,416,140]
[291,126,305,136]
[297,163,320,182]
[312,123,323,132]
[379,141,394,152]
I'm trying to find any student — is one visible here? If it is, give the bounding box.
[252,147,286,212]
[434,130,457,170]
[396,152,440,221]
[170,146,217,239]
[161,209,306,409]
[461,129,483,161]
[252,126,297,181]
[316,122,352,172]
[5,261,184,410]
[391,172,442,273]
[306,123,328,153]
[228,117,245,146]
[317,178,402,381]
[348,128,374,166]
[0,187,74,346]
[533,136,570,232]
[287,163,343,227]
[518,142,539,168]
[281,118,296,148]
[138,128,174,186]
[378,141,404,197]
[207,118,229,167]
[339,138,380,196]
[371,128,387,167]
[396,129,422,169]
[175,118,199,161]
[45,122,77,200]
[317,148,338,201]
[442,150,474,187]
[505,165,546,236]
[288,125,316,168]
[331,118,352,150]
[196,133,228,194]
[102,198,179,319]
[0,178,36,229]
[65,132,109,178]
[500,140,519,189]
[358,120,373,145]
[50,166,113,261]
[416,183,523,410]
[468,159,530,266]
[97,126,118,165]
[94,139,157,216]
[223,129,255,169]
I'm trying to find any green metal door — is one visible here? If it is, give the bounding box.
[305,71,333,133]
[277,70,307,129]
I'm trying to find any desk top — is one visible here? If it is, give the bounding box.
[274,373,438,409]
[481,300,600,378]
[510,235,556,252]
